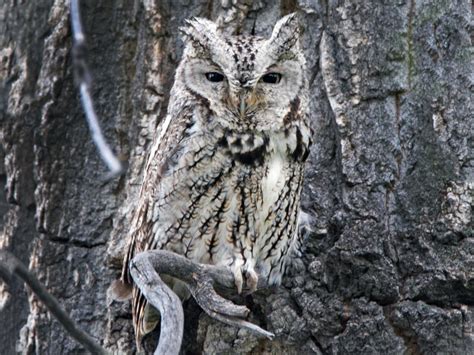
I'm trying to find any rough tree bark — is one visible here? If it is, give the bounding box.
[1,0,472,354]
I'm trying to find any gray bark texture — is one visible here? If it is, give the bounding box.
[0,0,472,354]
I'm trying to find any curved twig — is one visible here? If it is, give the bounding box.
[129,250,274,354]
[129,252,184,355]
[189,273,250,318]
[70,0,123,178]
[0,250,109,355]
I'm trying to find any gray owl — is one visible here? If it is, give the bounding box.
[121,13,312,344]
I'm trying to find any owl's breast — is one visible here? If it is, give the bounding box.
[260,154,286,210]
[218,130,270,166]
[152,124,308,281]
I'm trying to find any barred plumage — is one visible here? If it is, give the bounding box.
[121,13,312,344]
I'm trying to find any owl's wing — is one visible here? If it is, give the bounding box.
[121,101,194,283]
[119,102,195,345]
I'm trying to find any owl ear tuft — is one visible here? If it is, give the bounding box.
[268,13,301,56]
[180,17,220,49]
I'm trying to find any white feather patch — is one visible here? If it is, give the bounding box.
[262,155,285,209]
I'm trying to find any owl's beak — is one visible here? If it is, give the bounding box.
[229,88,261,119]
[237,90,259,118]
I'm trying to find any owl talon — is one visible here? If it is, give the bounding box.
[231,262,259,294]
[231,263,244,294]
[245,269,258,294]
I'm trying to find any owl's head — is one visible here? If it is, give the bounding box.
[178,13,306,132]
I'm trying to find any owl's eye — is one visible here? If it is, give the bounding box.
[205,72,224,82]
[261,73,282,84]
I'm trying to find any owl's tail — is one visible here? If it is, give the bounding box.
[107,277,157,348]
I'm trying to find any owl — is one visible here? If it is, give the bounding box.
[121,13,312,344]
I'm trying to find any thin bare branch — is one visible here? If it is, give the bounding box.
[0,250,109,355]
[130,250,274,354]
[70,0,123,178]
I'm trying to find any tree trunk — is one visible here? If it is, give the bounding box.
[1,0,472,354]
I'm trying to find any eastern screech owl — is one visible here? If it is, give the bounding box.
[121,13,312,343]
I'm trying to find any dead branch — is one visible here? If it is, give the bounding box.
[129,250,275,354]
[70,0,123,178]
[0,250,109,355]
[129,252,184,355]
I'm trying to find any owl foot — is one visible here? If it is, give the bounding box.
[232,262,244,294]
[231,262,259,294]
[130,249,275,353]
[244,268,259,294]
